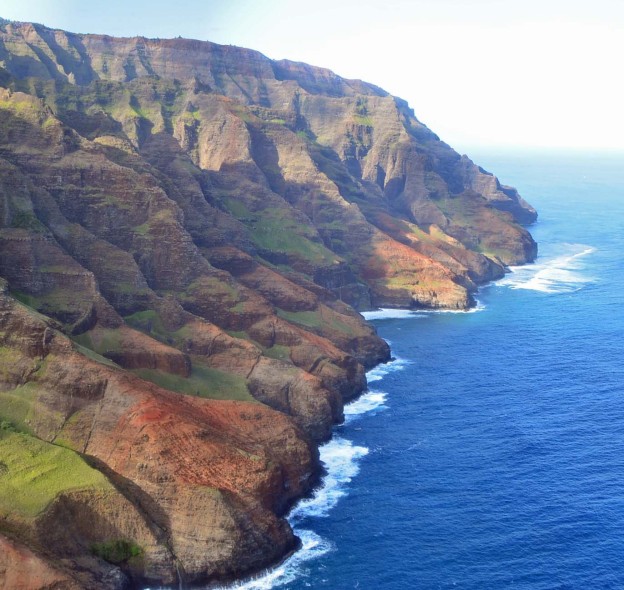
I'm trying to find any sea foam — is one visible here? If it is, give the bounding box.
[361,302,485,321]
[361,309,423,320]
[212,363,396,590]
[218,436,370,589]
[366,357,409,383]
[217,530,332,590]
[497,244,596,293]
[344,391,387,422]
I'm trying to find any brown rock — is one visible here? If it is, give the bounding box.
[0,20,538,588]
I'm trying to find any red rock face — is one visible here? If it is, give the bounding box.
[0,288,316,587]
[0,534,85,590]
[0,20,536,588]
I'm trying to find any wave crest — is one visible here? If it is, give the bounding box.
[498,244,596,293]
[211,368,399,590]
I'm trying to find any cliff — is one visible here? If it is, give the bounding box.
[0,19,537,589]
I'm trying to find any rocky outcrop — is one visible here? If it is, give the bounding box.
[0,19,536,589]
[0,534,87,590]
[0,286,317,588]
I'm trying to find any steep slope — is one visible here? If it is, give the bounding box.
[0,19,537,589]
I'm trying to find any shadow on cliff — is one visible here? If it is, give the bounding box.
[84,455,174,549]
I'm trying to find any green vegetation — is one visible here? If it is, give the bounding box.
[12,288,93,332]
[73,328,122,356]
[71,340,119,368]
[249,208,337,265]
[91,539,143,565]
[0,420,17,432]
[353,97,373,126]
[177,277,243,315]
[0,383,40,434]
[133,221,150,236]
[307,142,361,199]
[225,330,249,340]
[124,310,169,339]
[230,104,257,123]
[277,307,358,337]
[0,95,40,120]
[296,129,314,141]
[216,193,338,267]
[11,291,46,310]
[276,309,322,329]
[0,346,26,380]
[220,197,254,220]
[262,344,291,361]
[474,243,508,262]
[353,114,373,126]
[126,309,254,355]
[9,210,47,233]
[132,208,178,237]
[223,330,265,350]
[134,363,254,402]
[0,431,112,519]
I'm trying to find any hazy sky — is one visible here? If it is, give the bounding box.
[2,0,623,152]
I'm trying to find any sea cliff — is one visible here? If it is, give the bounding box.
[0,19,536,589]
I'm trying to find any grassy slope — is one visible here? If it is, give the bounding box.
[0,429,113,520]
[134,363,254,402]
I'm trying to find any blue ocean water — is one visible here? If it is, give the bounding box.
[221,152,624,590]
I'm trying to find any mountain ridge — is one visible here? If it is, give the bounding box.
[0,19,536,589]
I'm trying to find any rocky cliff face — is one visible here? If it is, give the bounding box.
[0,19,537,589]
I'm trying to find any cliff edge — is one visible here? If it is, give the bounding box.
[0,19,536,589]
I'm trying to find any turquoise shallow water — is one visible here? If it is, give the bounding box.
[219,152,624,590]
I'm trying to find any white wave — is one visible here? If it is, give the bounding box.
[209,394,386,590]
[213,438,368,590]
[215,530,332,590]
[366,357,409,382]
[291,437,369,522]
[362,301,485,321]
[414,299,486,314]
[344,391,387,423]
[498,244,596,293]
[206,351,405,590]
[361,308,422,320]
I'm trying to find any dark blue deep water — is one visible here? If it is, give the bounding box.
[224,152,624,590]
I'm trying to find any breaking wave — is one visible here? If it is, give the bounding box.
[366,357,409,383]
[497,244,596,293]
[361,302,485,321]
[211,358,399,590]
[344,391,387,422]
[415,300,486,314]
[361,309,424,321]
[214,529,332,590]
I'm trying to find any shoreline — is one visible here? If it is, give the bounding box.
[203,303,495,590]
[158,256,541,589]
[206,360,399,590]
[210,262,541,589]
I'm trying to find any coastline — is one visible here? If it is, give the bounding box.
[0,24,543,589]
[206,361,400,590]
[210,257,541,589]
[209,310,492,587]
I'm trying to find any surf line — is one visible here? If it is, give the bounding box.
[212,357,404,590]
[497,243,596,293]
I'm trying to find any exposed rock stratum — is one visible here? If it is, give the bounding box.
[0,19,537,589]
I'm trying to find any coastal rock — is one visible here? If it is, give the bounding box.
[0,534,88,590]
[0,289,316,587]
[0,19,536,588]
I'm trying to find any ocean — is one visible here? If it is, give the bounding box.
[218,151,624,590]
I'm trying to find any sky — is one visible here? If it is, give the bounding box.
[1,0,623,152]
